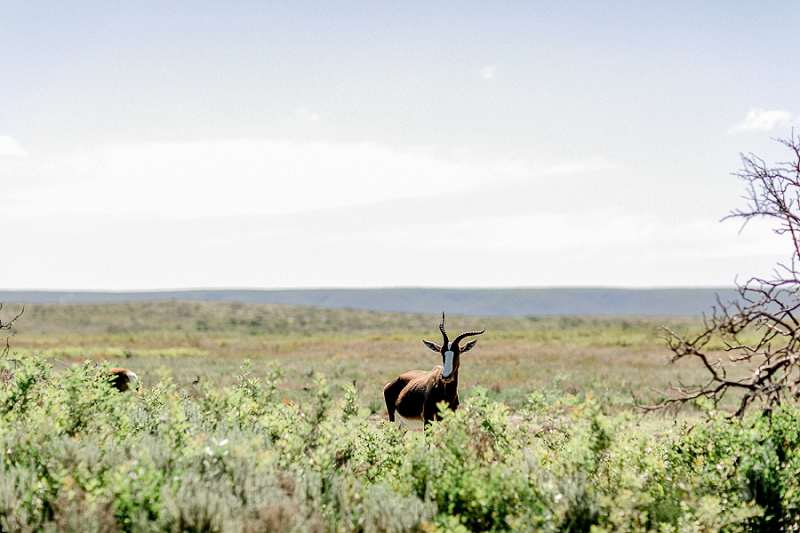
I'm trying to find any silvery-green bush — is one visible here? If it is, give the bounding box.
[2,357,800,532]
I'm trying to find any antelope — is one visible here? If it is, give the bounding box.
[383,313,485,429]
[107,367,139,392]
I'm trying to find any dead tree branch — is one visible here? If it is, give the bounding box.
[645,134,800,418]
[0,303,24,368]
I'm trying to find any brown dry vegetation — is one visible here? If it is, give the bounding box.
[0,300,722,412]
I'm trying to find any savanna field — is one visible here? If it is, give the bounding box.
[1,301,799,532]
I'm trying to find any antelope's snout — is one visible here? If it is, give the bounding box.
[441,349,456,383]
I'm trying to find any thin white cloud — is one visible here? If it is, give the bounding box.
[0,137,781,290]
[544,160,618,175]
[0,206,782,289]
[727,108,793,135]
[2,139,615,219]
[293,107,320,122]
[480,65,499,80]
[0,136,28,158]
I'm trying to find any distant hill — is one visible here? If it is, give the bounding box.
[0,288,740,317]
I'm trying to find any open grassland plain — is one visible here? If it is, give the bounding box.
[1,301,726,412]
[0,301,795,532]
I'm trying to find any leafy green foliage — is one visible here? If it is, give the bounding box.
[3,356,800,532]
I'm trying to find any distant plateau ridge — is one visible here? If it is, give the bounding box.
[0,288,740,317]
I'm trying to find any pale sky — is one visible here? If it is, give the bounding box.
[1,1,798,290]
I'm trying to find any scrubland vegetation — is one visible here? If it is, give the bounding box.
[3,301,719,413]
[1,301,799,532]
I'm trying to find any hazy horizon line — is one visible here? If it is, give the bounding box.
[0,286,739,293]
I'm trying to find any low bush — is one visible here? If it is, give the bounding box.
[2,357,800,532]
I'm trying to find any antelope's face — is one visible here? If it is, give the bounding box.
[422,313,484,383]
[439,343,459,383]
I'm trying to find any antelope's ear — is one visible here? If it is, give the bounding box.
[460,339,478,354]
[422,339,441,352]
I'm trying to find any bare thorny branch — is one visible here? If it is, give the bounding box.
[645,134,800,418]
[0,303,24,363]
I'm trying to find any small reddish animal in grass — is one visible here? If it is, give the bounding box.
[107,367,139,392]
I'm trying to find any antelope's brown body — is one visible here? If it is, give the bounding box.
[384,366,460,425]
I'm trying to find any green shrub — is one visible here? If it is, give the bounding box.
[5,356,800,532]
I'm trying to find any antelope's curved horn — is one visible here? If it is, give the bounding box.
[452,328,486,349]
[439,312,449,347]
